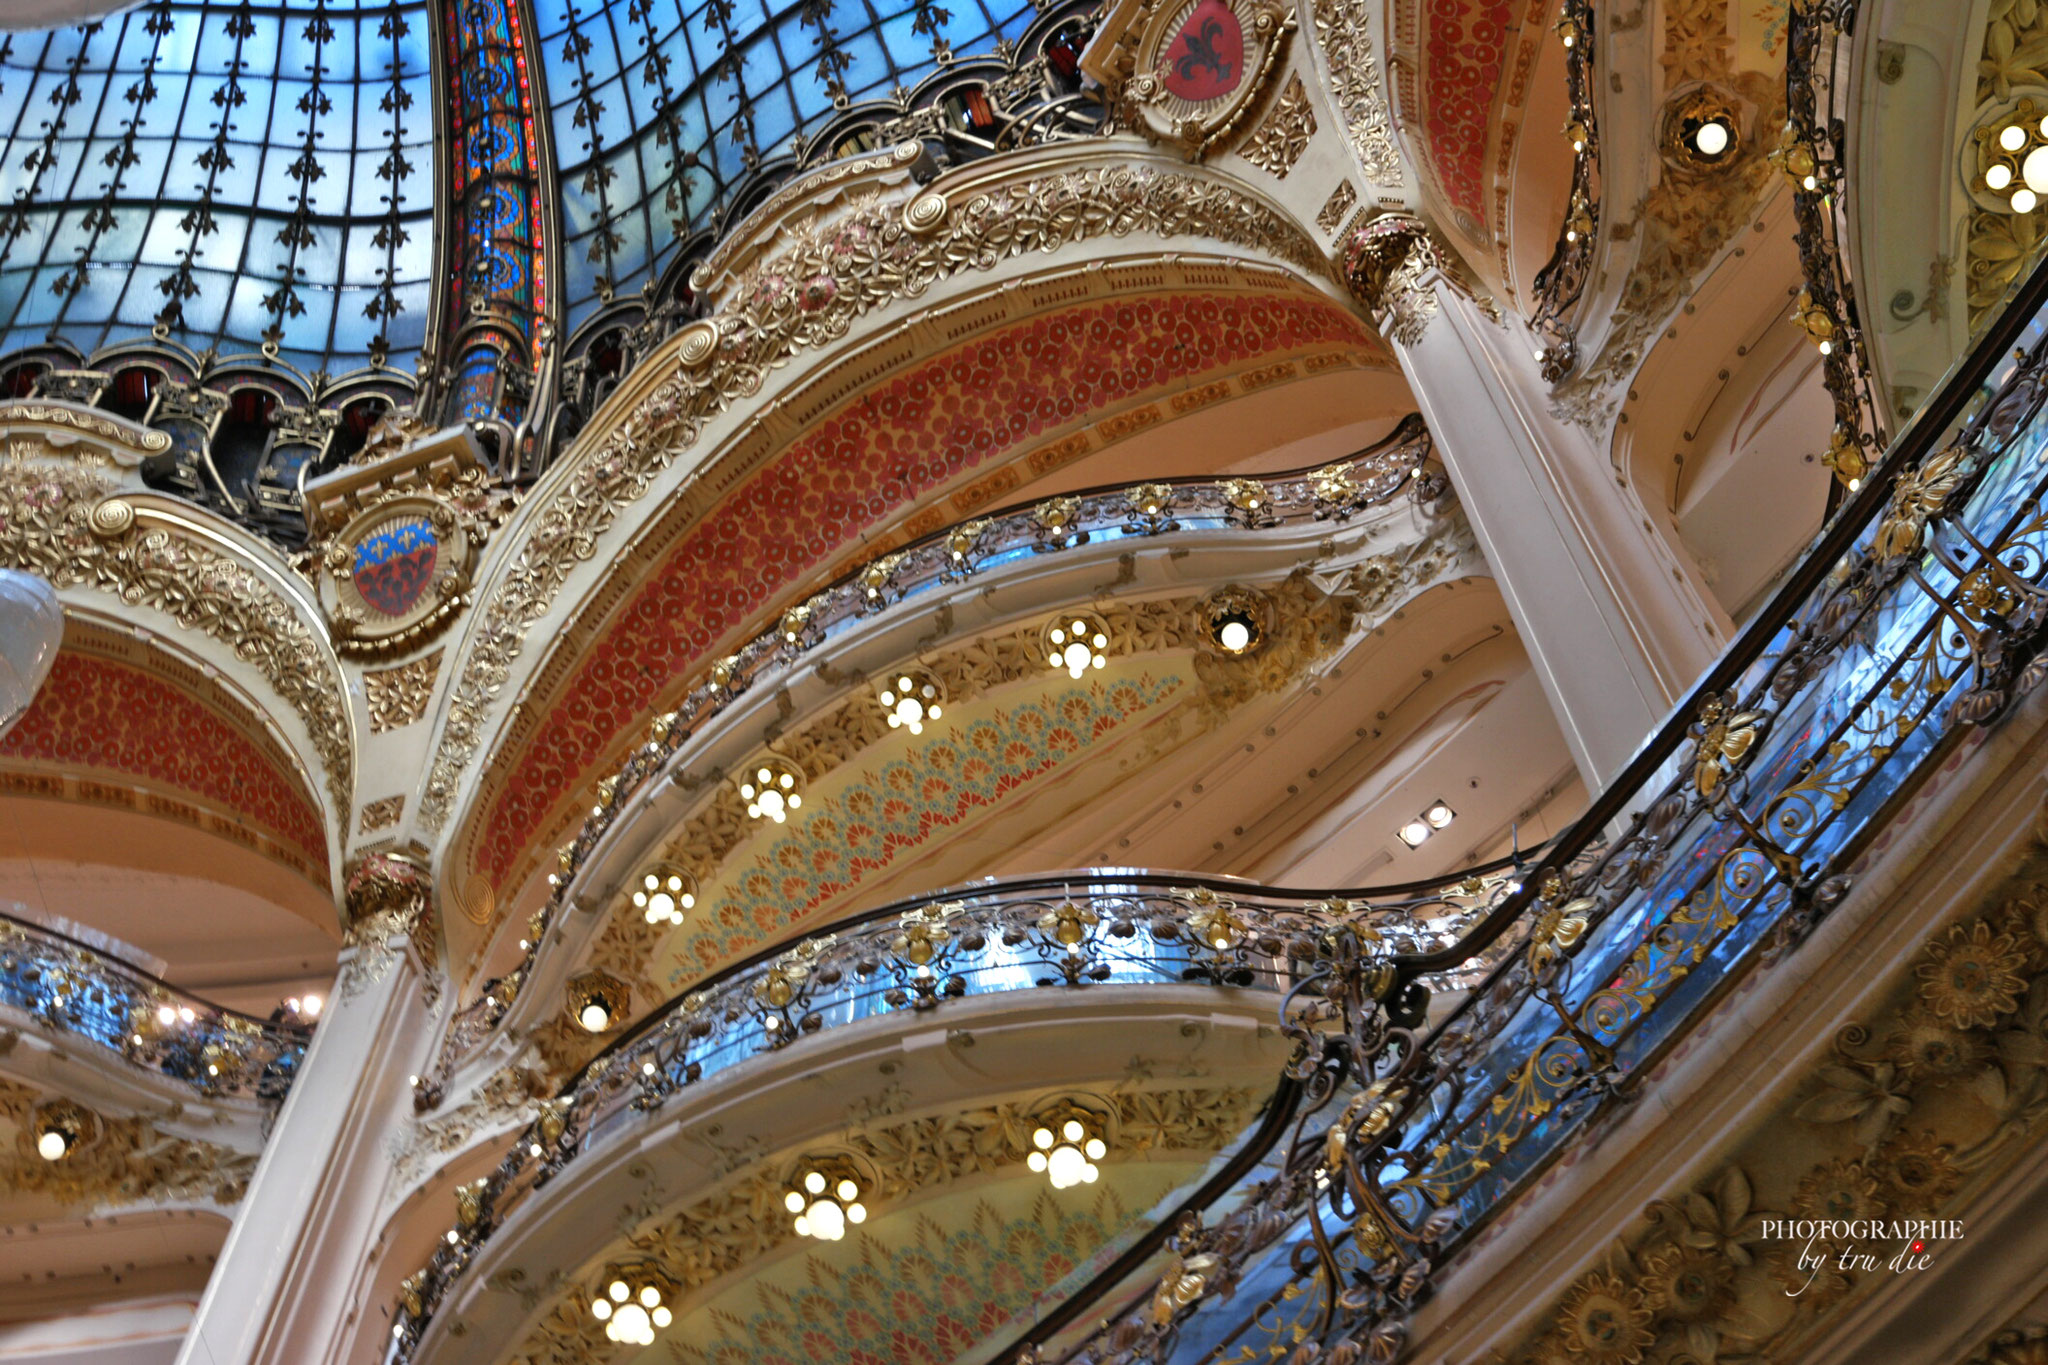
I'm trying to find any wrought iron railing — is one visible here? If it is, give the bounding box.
[1529,0,1599,381]
[1783,0,1890,486]
[1017,247,2048,1364]
[0,912,308,1104]
[414,416,1442,1103]
[382,855,1536,1361]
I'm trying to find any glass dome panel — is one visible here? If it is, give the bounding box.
[0,0,436,377]
[537,0,1040,332]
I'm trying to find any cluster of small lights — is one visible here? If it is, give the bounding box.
[631,867,695,926]
[1028,1116,1107,1189]
[1982,106,2048,214]
[589,1276,672,1345]
[786,1169,867,1240]
[879,674,942,735]
[1047,617,1108,679]
[283,993,323,1020]
[740,764,802,823]
[1396,800,1458,849]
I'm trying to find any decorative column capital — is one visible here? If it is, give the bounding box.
[340,850,439,1005]
[1339,212,1498,348]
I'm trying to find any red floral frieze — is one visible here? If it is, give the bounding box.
[0,652,328,871]
[1423,0,1517,227]
[470,291,1372,885]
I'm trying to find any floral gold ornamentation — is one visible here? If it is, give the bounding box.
[1239,73,1316,179]
[359,794,405,833]
[365,650,443,733]
[1689,694,1763,797]
[88,498,135,538]
[1309,0,1400,186]
[0,458,351,815]
[1914,920,2027,1028]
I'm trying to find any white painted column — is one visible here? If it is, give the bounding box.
[174,933,433,1365]
[1392,280,1731,786]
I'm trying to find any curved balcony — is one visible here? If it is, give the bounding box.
[422,418,1446,1096]
[0,906,308,1104]
[997,239,2048,1364]
[381,853,1534,1363]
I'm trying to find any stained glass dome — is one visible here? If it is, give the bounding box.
[0,0,436,377]
[536,0,1040,332]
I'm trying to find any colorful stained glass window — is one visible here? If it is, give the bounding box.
[0,0,436,376]
[536,0,1039,332]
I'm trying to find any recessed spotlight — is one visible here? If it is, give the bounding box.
[1424,800,1456,829]
[1397,820,1431,849]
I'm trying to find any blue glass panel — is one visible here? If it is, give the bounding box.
[0,1,435,374]
[538,0,1039,322]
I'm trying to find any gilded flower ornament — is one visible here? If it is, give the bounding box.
[1689,694,1764,798]
[1038,900,1099,947]
[1310,462,1361,507]
[1527,874,1592,972]
[892,901,965,964]
[1875,445,1968,562]
[1916,921,2027,1028]
[1150,1250,1219,1325]
[1550,1271,1652,1365]
[1173,887,1246,950]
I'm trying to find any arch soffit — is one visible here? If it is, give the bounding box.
[416,150,1400,930]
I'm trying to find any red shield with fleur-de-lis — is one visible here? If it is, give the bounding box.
[1160,0,1244,103]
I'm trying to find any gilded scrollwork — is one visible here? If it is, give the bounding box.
[418,159,1329,834]
[0,457,352,815]
[1310,0,1402,187]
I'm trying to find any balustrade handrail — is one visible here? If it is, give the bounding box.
[1025,223,2048,1365]
[422,415,1445,1093]
[0,907,310,1104]
[381,846,1545,1361]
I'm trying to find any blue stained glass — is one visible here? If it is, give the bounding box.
[0,1,435,376]
[538,0,1039,329]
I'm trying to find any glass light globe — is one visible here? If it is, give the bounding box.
[652,1306,672,1328]
[1062,641,1089,676]
[639,1286,661,1308]
[785,1190,806,1212]
[1990,162,2015,190]
[1028,1150,1048,1171]
[591,1298,613,1320]
[36,1130,67,1161]
[2003,122,2029,151]
[579,1002,611,1031]
[2025,145,2048,193]
[1047,1143,1091,1188]
[804,1170,826,1194]
[2017,188,2041,214]
[607,1302,653,1344]
[847,1202,866,1224]
[1692,119,1730,157]
[645,891,676,923]
[1084,1138,1107,1160]
[835,1178,859,1201]
[806,1199,845,1240]
[1218,620,1251,652]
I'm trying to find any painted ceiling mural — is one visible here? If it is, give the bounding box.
[659,670,1190,987]
[0,647,328,878]
[460,288,1379,898]
[668,1177,1188,1365]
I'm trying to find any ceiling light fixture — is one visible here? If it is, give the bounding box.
[785,1157,869,1241]
[1398,800,1457,848]
[878,668,944,735]
[589,1266,675,1345]
[1201,586,1272,658]
[739,756,805,823]
[1668,92,1740,168]
[32,1101,90,1163]
[567,970,628,1034]
[1027,1102,1109,1190]
[1045,612,1109,680]
[630,863,696,926]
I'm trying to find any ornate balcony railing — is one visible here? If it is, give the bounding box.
[383,853,1537,1361]
[1529,0,1599,381]
[1013,251,2048,1365]
[414,416,1442,1103]
[0,911,308,1104]
[1783,0,1890,486]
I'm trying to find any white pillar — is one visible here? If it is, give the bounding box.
[175,881,436,1365]
[1350,221,1731,786]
